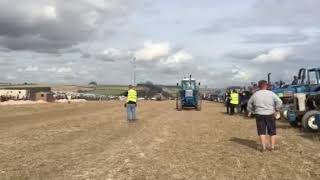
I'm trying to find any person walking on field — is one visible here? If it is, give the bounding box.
[247,80,283,152]
[230,89,239,115]
[240,90,251,115]
[124,85,138,121]
[225,90,231,114]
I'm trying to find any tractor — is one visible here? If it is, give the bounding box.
[272,68,320,132]
[176,75,202,111]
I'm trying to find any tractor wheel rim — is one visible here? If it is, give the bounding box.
[308,116,318,130]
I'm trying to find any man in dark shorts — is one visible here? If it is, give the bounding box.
[247,80,283,151]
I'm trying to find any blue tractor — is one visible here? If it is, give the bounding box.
[272,68,320,132]
[176,75,201,111]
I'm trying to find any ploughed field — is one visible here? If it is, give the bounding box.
[0,101,319,180]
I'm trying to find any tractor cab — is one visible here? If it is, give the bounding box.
[289,68,320,93]
[181,79,197,90]
[273,68,320,100]
[295,68,320,86]
[306,68,320,91]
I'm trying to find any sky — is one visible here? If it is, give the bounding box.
[0,0,320,88]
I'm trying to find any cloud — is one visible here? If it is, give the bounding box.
[196,24,229,34]
[250,0,320,27]
[0,35,72,53]
[231,65,251,81]
[134,41,170,61]
[96,48,132,62]
[95,42,193,66]
[25,65,39,72]
[198,0,320,35]
[252,48,293,64]
[243,32,309,44]
[0,56,14,66]
[6,74,17,80]
[2,1,320,88]
[47,67,57,72]
[47,66,72,73]
[162,50,193,64]
[57,67,72,73]
[81,52,91,59]
[293,39,320,63]
[225,49,265,60]
[0,47,10,52]
[0,0,132,53]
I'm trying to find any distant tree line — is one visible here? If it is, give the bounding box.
[88,81,98,86]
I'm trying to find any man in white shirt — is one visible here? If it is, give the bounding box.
[247,80,283,152]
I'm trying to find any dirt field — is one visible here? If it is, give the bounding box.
[0,101,319,180]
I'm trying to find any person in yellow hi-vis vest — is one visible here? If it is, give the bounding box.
[124,85,138,121]
[230,89,239,115]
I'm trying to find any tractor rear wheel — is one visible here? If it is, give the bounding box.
[281,109,288,120]
[302,110,319,132]
[196,96,202,111]
[176,98,182,111]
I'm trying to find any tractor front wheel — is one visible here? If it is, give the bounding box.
[302,110,319,132]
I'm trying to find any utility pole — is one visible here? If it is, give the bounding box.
[132,57,136,86]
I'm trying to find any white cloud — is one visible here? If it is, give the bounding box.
[57,67,72,73]
[97,48,132,62]
[102,48,123,57]
[6,74,16,80]
[25,4,58,22]
[83,0,114,11]
[134,41,170,61]
[44,5,57,20]
[252,48,292,64]
[25,65,39,72]
[162,50,193,64]
[96,44,192,65]
[231,65,251,81]
[47,66,72,73]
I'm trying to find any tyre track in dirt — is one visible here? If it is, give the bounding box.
[0,102,122,179]
[0,102,111,129]
[0,101,171,180]
[69,101,175,180]
[89,101,320,180]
